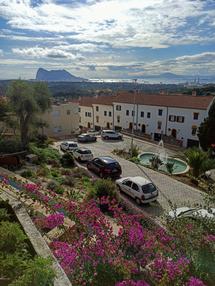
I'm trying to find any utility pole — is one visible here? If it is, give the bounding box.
[130,79,137,155]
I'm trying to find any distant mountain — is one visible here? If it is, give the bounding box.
[36,68,86,82]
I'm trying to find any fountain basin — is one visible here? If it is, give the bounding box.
[138,152,189,175]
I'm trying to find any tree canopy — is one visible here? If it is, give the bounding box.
[6,80,51,147]
[198,99,215,150]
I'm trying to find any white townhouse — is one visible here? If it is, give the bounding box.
[112,91,214,148]
[78,91,214,148]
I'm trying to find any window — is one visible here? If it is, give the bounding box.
[169,115,176,122]
[109,111,112,117]
[132,183,139,192]
[67,110,70,115]
[126,110,129,116]
[88,112,91,117]
[96,116,99,123]
[124,180,132,187]
[104,111,107,116]
[78,107,81,112]
[193,113,199,120]
[85,112,87,117]
[147,112,151,118]
[158,109,163,116]
[116,105,121,111]
[132,110,135,116]
[177,116,184,123]
[140,111,144,118]
[96,106,99,112]
[192,126,197,136]
[117,115,120,123]
[157,121,162,130]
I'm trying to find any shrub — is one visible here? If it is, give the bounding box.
[33,134,48,148]
[64,176,75,187]
[47,180,58,191]
[88,179,117,201]
[129,144,139,158]
[166,162,175,174]
[0,139,23,153]
[21,169,34,178]
[185,148,208,177]
[29,143,60,164]
[9,256,55,286]
[36,165,50,177]
[72,167,90,178]
[60,152,75,167]
[55,186,64,195]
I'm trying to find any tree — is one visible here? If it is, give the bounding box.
[6,80,51,148]
[198,99,215,150]
[35,119,49,136]
[185,148,214,177]
[0,99,9,136]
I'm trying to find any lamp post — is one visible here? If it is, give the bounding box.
[130,79,137,155]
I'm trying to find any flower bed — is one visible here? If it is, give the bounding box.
[1,174,213,286]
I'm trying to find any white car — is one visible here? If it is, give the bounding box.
[116,176,158,204]
[73,148,93,162]
[60,141,78,152]
[168,207,215,220]
[101,130,123,140]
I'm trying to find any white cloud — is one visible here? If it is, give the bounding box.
[12,46,84,60]
[0,0,214,48]
[0,49,3,56]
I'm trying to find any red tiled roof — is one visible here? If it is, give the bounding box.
[78,92,214,110]
[114,92,214,110]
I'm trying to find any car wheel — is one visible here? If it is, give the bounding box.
[104,136,109,140]
[135,198,141,205]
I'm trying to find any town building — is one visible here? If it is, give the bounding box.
[78,91,214,148]
[41,101,79,138]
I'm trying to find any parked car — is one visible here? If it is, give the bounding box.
[60,141,78,152]
[168,207,215,220]
[73,148,93,162]
[87,156,122,178]
[101,130,123,140]
[116,176,158,204]
[78,133,97,143]
[87,129,100,136]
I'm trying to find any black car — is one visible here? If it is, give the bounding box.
[87,156,122,178]
[77,133,97,143]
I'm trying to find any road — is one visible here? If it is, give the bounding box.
[56,136,204,221]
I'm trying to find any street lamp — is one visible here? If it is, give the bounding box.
[130,79,137,154]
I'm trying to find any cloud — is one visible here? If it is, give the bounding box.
[12,46,84,60]
[0,49,3,56]
[0,0,214,49]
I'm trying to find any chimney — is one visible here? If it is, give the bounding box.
[192,90,197,96]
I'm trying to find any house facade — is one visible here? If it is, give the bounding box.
[78,92,214,148]
[41,101,79,137]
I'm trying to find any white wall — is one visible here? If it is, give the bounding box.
[93,104,113,129]
[79,105,94,129]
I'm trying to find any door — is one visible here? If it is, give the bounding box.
[106,122,110,129]
[91,158,102,173]
[171,129,177,138]
[129,122,133,130]
[131,182,140,199]
[141,124,146,133]
[122,180,133,195]
[87,122,91,128]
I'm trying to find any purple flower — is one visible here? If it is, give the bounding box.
[187,277,206,286]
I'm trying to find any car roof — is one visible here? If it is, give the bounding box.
[127,176,151,185]
[63,141,77,144]
[102,129,115,132]
[98,156,118,163]
[80,133,89,136]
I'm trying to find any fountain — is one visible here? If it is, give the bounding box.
[138,140,189,175]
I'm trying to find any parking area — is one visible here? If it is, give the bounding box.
[55,136,204,221]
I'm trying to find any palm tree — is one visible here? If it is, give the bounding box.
[185,148,208,177]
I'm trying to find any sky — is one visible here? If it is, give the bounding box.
[0,0,215,80]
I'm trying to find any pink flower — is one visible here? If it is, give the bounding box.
[44,213,64,229]
[187,277,206,286]
[116,280,150,286]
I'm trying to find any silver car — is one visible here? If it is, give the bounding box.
[101,130,122,140]
[116,176,158,204]
[60,141,78,152]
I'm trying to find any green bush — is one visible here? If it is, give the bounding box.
[129,144,139,157]
[64,176,75,187]
[88,179,117,201]
[29,143,60,164]
[47,180,58,191]
[0,139,23,153]
[9,256,55,286]
[60,152,75,167]
[21,169,34,178]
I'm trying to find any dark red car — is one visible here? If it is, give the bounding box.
[87,156,122,178]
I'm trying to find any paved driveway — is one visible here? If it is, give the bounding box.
[56,137,204,220]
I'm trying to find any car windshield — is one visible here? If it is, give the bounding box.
[69,143,77,147]
[142,183,156,194]
[178,209,197,217]
[108,162,120,169]
[79,149,92,154]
